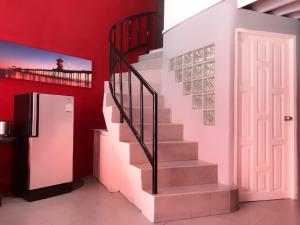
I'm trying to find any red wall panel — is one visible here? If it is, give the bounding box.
[0,0,155,187]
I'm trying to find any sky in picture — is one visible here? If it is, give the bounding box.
[0,40,91,71]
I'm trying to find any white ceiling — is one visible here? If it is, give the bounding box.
[243,0,300,20]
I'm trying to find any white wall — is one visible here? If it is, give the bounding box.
[164,0,224,32]
[237,0,257,8]
[162,0,300,185]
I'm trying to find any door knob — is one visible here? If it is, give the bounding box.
[284,116,293,121]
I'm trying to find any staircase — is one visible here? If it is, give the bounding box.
[103,49,238,222]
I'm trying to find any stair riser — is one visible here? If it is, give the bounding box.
[119,124,184,141]
[141,165,218,190]
[114,81,162,94]
[129,142,198,164]
[111,107,171,123]
[154,190,238,222]
[139,51,163,61]
[132,60,163,71]
[105,93,165,108]
[113,69,162,83]
[115,70,161,86]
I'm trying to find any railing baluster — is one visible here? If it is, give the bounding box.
[112,70,116,96]
[128,70,133,123]
[140,82,144,142]
[152,93,158,194]
[120,23,123,55]
[119,57,124,123]
[113,28,117,96]
[146,15,151,51]
[128,20,132,50]
[114,26,117,52]
[137,17,141,46]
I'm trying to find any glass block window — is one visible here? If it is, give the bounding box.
[175,55,183,70]
[183,81,192,95]
[175,69,183,83]
[204,77,215,93]
[204,61,215,77]
[169,43,216,126]
[184,52,193,67]
[192,79,202,94]
[192,95,202,109]
[183,67,192,82]
[204,44,215,61]
[193,48,204,64]
[193,64,204,79]
[204,110,215,126]
[204,94,215,109]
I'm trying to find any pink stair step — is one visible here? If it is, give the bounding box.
[148,184,238,222]
[114,80,162,94]
[113,69,162,85]
[128,140,198,164]
[138,50,163,61]
[132,59,163,70]
[119,123,184,141]
[105,93,165,108]
[134,160,218,190]
[111,106,171,123]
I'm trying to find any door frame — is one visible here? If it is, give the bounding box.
[233,28,298,200]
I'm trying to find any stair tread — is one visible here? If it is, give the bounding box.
[123,106,169,110]
[145,183,237,197]
[118,122,180,126]
[117,121,173,126]
[132,59,161,65]
[133,160,215,170]
[149,48,163,54]
[125,140,198,144]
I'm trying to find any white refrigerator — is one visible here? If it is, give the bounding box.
[13,93,74,201]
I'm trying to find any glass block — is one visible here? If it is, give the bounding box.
[192,95,202,109]
[193,63,204,79]
[204,61,215,77]
[204,94,215,109]
[175,55,183,70]
[192,79,202,94]
[169,58,175,71]
[183,66,192,81]
[205,44,215,61]
[193,48,204,63]
[183,81,192,95]
[184,51,193,66]
[175,69,183,83]
[203,110,215,126]
[204,77,215,93]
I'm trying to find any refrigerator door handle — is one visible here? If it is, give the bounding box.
[31,93,39,137]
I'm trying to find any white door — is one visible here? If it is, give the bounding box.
[236,31,295,201]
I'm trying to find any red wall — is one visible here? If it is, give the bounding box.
[0,0,155,187]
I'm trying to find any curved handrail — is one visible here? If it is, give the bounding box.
[108,12,158,194]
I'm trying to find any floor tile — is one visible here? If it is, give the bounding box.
[0,177,299,225]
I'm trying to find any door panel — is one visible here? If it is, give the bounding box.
[237,32,291,201]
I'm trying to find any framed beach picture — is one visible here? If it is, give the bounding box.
[0,40,92,88]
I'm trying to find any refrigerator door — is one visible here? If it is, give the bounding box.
[28,94,74,190]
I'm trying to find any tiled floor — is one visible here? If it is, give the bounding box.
[0,177,299,225]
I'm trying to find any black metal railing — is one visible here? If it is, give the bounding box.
[109,12,158,194]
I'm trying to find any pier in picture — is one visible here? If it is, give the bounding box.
[0,40,92,88]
